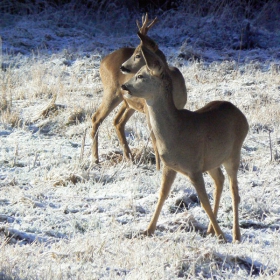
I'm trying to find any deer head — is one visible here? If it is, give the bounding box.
[120,15,159,74]
[121,46,168,104]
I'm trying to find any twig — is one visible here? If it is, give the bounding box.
[0,36,2,70]
[28,151,39,172]
[236,27,244,74]
[32,93,58,122]
[80,128,87,162]
[268,130,273,162]
[12,143,18,167]
[0,227,49,244]
[0,177,16,187]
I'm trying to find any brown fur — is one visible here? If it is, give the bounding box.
[122,46,249,242]
[91,16,187,170]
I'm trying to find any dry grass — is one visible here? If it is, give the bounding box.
[1,52,280,278]
[1,7,280,279]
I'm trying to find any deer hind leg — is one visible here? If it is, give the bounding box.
[223,155,242,242]
[113,102,135,161]
[188,172,226,242]
[206,167,225,236]
[146,110,160,170]
[144,166,177,235]
[91,93,122,163]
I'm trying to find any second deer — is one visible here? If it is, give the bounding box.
[91,14,187,169]
[121,42,249,242]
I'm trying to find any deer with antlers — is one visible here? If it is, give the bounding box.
[91,14,187,170]
[121,38,249,242]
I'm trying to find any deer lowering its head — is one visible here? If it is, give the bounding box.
[121,43,249,242]
[91,14,187,170]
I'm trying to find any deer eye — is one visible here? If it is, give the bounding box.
[135,54,141,59]
[137,74,143,79]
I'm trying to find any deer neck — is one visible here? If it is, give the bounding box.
[155,49,167,65]
[146,81,181,146]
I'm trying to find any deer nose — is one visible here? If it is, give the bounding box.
[121,84,129,91]
[120,66,131,73]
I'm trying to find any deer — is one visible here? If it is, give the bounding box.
[121,40,249,242]
[91,14,187,170]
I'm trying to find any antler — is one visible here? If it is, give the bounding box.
[136,13,158,35]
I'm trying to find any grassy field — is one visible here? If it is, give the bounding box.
[1,4,280,279]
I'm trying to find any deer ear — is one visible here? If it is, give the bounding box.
[141,46,163,77]
[137,32,158,52]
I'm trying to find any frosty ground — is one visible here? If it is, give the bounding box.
[1,7,280,279]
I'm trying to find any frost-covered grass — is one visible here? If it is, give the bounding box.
[1,7,280,279]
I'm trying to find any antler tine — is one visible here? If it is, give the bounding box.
[136,19,141,31]
[136,13,148,33]
[139,13,159,35]
[147,17,158,31]
[136,13,158,35]
[140,13,149,35]
[142,13,148,26]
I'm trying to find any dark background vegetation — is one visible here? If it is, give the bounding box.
[1,0,279,59]
[0,0,278,18]
[1,0,280,55]
[1,1,280,36]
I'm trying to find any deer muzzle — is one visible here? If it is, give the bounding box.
[121,84,129,92]
[120,66,131,74]
[121,84,132,98]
